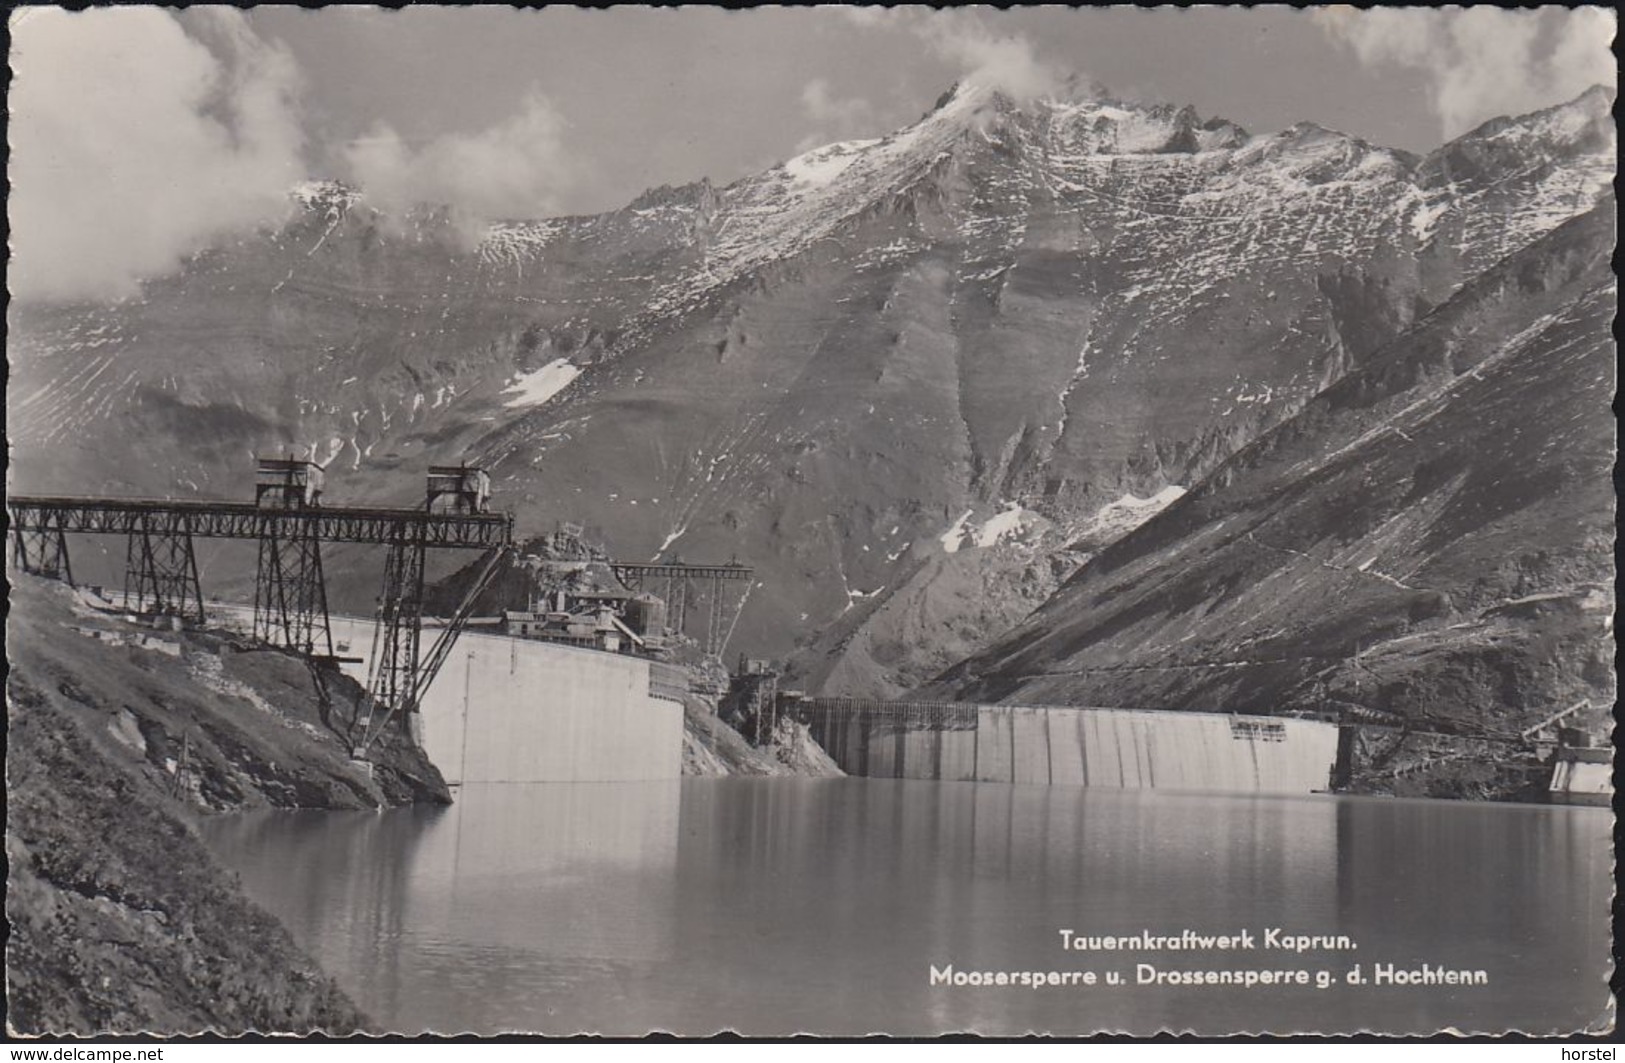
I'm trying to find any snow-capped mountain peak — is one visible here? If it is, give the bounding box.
[9,85,1613,698]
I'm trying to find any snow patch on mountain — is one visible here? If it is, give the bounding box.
[1113,110,1186,153]
[936,503,1042,553]
[973,502,1039,548]
[1074,485,1187,545]
[290,181,361,214]
[939,510,976,553]
[503,359,581,408]
[1407,191,1452,246]
[784,140,880,188]
[655,524,689,557]
[480,220,565,273]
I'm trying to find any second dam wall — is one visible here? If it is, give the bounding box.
[803,701,1339,795]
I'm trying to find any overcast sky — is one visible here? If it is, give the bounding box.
[8,5,1616,302]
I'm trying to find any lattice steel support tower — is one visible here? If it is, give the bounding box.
[363,535,427,736]
[665,574,690,635]
[124,511,204,622]
[11,485,512,746]
[253,519,334,655]
[612,560,752,655]
[13,508,73,584]
[704,575,727,657]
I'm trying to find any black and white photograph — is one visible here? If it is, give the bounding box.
[5,4,1616,1039]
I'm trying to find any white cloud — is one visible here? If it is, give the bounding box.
[1548,7,1618,92]
[796,78,879,151]
[917,9,1061,101]
[833,7,896,30]
[343,91,576,241]
[1314,6,1617,139]
[8,7,306,303]
[838,6,1062,102]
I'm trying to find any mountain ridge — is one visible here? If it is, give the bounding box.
[925,197,1615,761]
[8,85,1614,695]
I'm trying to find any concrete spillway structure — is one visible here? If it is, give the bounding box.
[326,617,684,784]
[802,701,1339,795]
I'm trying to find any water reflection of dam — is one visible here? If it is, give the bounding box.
[659,779,1346,1036]
[202,781,683,1034]
[203,777,1612,1035]
[798,699,1340,795]
[205,780,1344,1035]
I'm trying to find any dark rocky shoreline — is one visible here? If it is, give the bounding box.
[3,575,833,1035]
[5,577,449,1035]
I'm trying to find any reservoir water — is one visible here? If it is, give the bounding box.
[201,780,1612,1036]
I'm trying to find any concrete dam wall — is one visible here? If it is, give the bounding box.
[325,617,684,784]
[802,700,1339,795]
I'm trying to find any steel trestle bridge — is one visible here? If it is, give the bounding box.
[609,560,753,658]
[7,496,514,547]
[9,471,513,749]
[11,468,759,748]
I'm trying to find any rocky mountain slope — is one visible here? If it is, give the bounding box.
[7,84,1613,692]
[4,577,447,1033]
[927,200,1615,756]
[7,692,366,1034]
